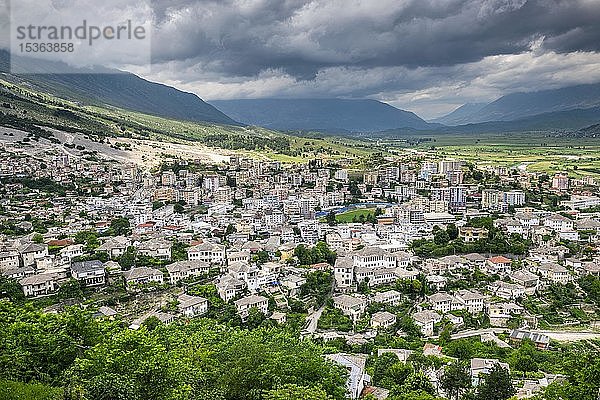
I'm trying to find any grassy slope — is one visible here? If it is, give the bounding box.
[3,76,599,175]
[0,79,380,163]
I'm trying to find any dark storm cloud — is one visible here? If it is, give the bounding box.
[149,0,600,78]
[121,0,600,119]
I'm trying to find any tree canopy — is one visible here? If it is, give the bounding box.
[0,301,347,400]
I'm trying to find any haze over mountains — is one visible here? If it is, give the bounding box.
[433,84,600,126]
[210,98,435,133]
[211,86,600,133]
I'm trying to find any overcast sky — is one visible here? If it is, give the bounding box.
[6,0,600,119]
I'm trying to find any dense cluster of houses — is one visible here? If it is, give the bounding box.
[2,144,599,399]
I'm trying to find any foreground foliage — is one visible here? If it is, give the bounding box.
[0,301,346,400]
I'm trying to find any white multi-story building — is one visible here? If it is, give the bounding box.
[355,267,397,287]
[234,294,269,319]
[373,290,402,305]
[503,190,526,207]
[551,173,569,191]
[177,294,208,318]
[560,195,600,210]
[334,256,354,289]
[543,214,574,232]
[428,292,455,313]
[454,290,485,314]
[166,260,210,284]
[481,189,501,210]
[352,247,396,269]
[187,243,226,265]
[332,294,367,322]
[334,169,349,182]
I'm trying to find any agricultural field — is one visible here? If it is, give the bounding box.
[395,132,600,177]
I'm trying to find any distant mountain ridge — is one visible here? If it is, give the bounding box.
[430,103,486,125]
[210,98,436,133]
[0,51,239,126]
[1,50,599,135]
[376,106,600,137]
[434,83,600,125]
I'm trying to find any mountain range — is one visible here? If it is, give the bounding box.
[0,50,238,126]
[210,98,435,133]
[433,84,600,126]
[0,50,599,135]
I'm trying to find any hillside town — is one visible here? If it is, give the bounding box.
[2,140,600,400]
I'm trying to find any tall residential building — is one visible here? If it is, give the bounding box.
[552,173,569,191]
[481,189,501,210]
[503,190,526,207]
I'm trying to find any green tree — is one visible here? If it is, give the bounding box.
[0,380,63,400]
[440,362,471,400]
[58,279,83,300]
[74,230,100,252]
[446,223,459,240]
[373,353,413,389]
[393,372,435,397]
[0,276,26,302]
[300,270,333,307]
[225,224,237,236]
[109,217,131,236]
[171,241,189,262]
[246,307,266,329]
[326,211,337,226]
[357,278,370,294]
[476,364,515,400]
[264,384,333,400]
[294,242,336,266]
[511,340,538,373]
[141,316,161,331]
[118,246,137,270]
[32,233,44,244]
[434,230,450,246]
[439,323,453,345]
[253,250,270,265]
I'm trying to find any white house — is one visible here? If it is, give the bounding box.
[325,353,370,400]
[334,256,354,289]
[471,358,510,386]
[428,292,455,314]
[187,242,226,265]
[70,260,106,287]
[166,260,210,284]
[19,243,48,267]
[332,294,367,323]
[123,267,164,288]
[137,238,172,260]
[177,294,208,317]
[412,310,442,337]
[215,274,246,302]
[454,290,485,314]
[19,273,59,297]
[234,294,269,319]
[533,262,571,285]
[373,290,402,306]
[352,247,397,269]
[371,311,397,329]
